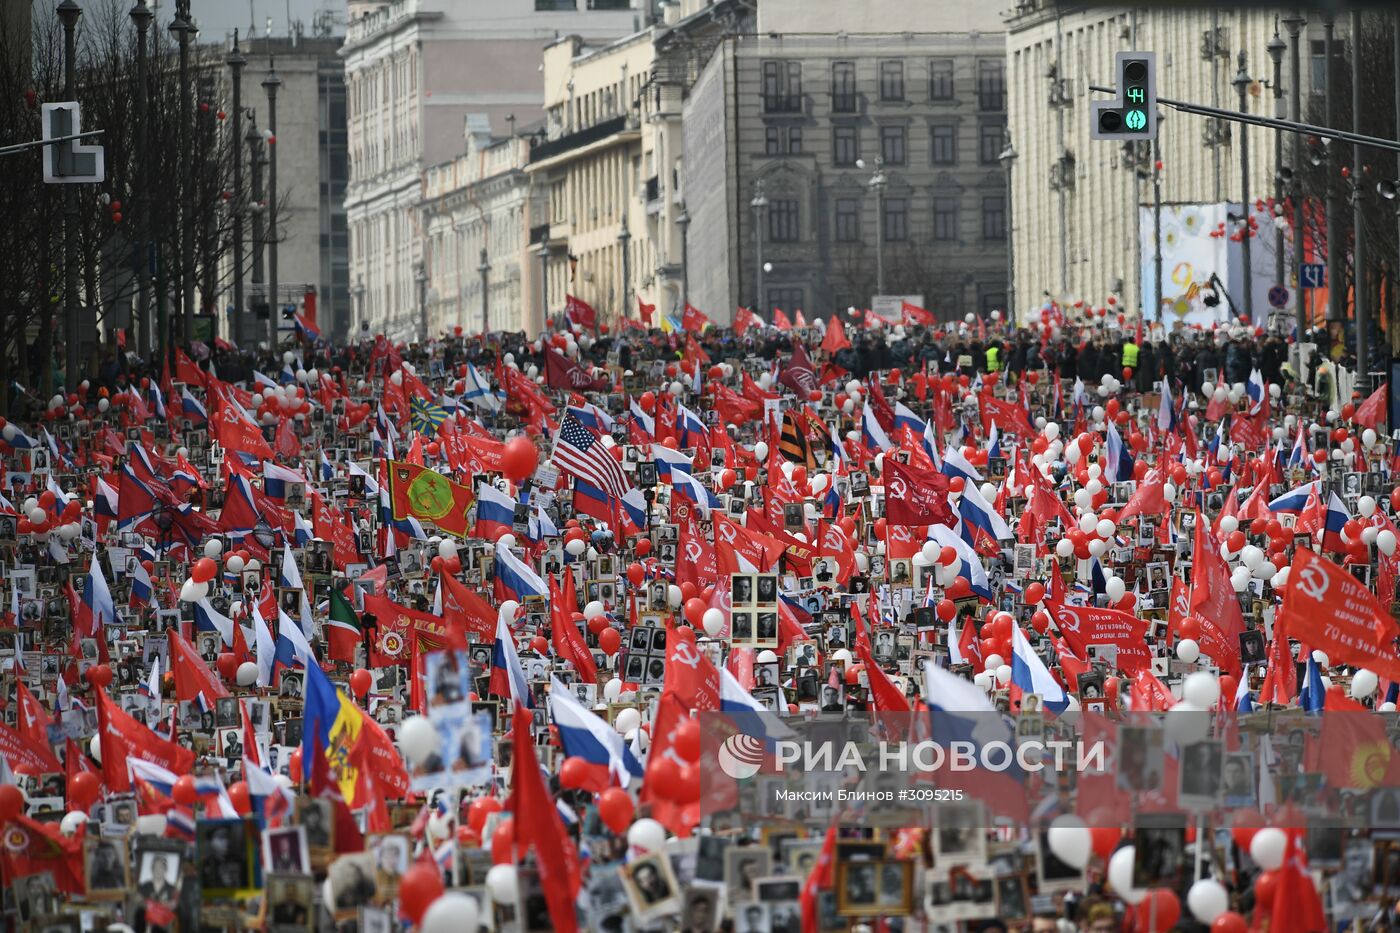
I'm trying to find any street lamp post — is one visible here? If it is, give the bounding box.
[750,181,767,316]
[1267,30,1286,301]
[676,205,690,316]
[130,0,153,359]
[618,213,631,333]
[1324,15,1341,324]
[1282,9,1306,340]
[170,1,193,351]
[247,113,265,348]
[57,0,82,392]
[869,157,887,296]
[263,58,282,350]
[415,261,428,344]
[227,31,248,346]
[1232,52,1254,324]
[1352,8,1369,391]
[997,143,1017,326]
[478,248,490,336]
[353,276,366,339]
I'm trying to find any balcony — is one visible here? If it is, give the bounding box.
[587,0,630,7]
[528,115,628,164]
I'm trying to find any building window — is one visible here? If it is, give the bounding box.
[932,196,958,241]
[977,58,1005,111]
[769,198,799,242]
[979,120,1005,164]
[535,0,576,10]
[982,195,1007,240]
[763,60,802,113]
[930,123,957,164]
[835,197,861,242]
[789,126,803,153]
[879,60,905,101]
[880,125,907,165]
[929,58,954,100]
[1310,39,1326,92]
[765,126,783,155]
[833,125,859,166]
[832,61,857,113]
[882,198,908,242]
[767,287,804,317]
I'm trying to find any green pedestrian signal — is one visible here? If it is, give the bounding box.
[1090,52,1158,141]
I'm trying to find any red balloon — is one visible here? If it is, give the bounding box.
[288,748,302,783]
[228,781,252,816]
[599,628,621,655]
[1023,582,1046,604]
[680,581,697,602]
[1176,618,1201,642]
[399,862,445,924]
[1226,530,1247,552]
[69,771,100,810]
[673,717,701,762]
[172,774,198,806]
[0,784,23,822]
[947,577,971,599]
[635,538,652,557]
[650,754,683,787]
[1138,889,1180,932]
[1211,913,1247,933]
[192,556,218,583]
[683,597,706,627]
[349,668,373,698]
[559,756,591,789]
[791,466,807,487]
[627,563,645,587]
[467,796,503,833]
[948,476,965,494]
[1090,826,1121,860]
[216,652,238,682]
[587,615,609,636]
[1031,609,1051,634]
[1252,869,1278,908]
[597,787,634,834]
[501,435,539,482]
[86,663,113,689]
[936,598,957,622]
[673,763,702,804]
[531,635,549,655]
[490,817,515,865]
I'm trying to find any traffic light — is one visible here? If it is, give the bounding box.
[1090,52,1157,141]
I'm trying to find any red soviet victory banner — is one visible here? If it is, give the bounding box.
[1278,548,1400,681]
[882,459,954,527]
[1046,603,1153,674]
[543,348,609,392]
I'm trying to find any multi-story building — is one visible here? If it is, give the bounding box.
[343,0,639,342]
[683,1,1010,324]
[418,127,542,337]
[235,36,351,341]
[1005,3,1316,326]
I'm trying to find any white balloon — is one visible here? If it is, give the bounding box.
[1108,846,1146,903]
[179,579,209,603]
[1165,701,1210,745]
[1359,495,1378,518]
[702,608,725,638]
[1043,422,1060,441]
[485,864,518,904]
[831,648,853,664]
[614,708,641,735]
[1241,545,1264,570]
[134,814,167,837]
[983,654,1005,671]
[1088,539,1108,558]
[627,817,667,853]
[398,716,439,766]
[27,506,45,524]
[1230,567,1251,592]
[497,533,517,550]
[668,585,683,608]
[921,541,939,564]
[60,811,87,835]
[1363,428,1379,447]
[204,538,224,559]
[1182,671,1221,709]
[1046,815,1091,869]
[236,661,259,686]
[1351,668,1379,700]
[1105,577,1126,603]
[422,894,480,933]
[1187,879,1230,924]
[1312,649,1329,666]
[974,671,993,691]
[584,600,606,619]
[226,555,246,574]
[1380,529,1397,556]
[438,539,459,560]
[1176,639,1200,663]
[1249,827,1287,870]
[1078,513,1097,534]
[753,441,769,460]
[1381,701,1398,712]
[1095,519,1115,539]
[1055,538,1075,558]
[498,600,520,622]
[995,664,1012,686]
[603,678,623,701]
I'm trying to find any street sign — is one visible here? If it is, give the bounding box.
[1268,285,1289,309]
[41,102,104,184]
[1300,263,1326,289]
[1090,52,1158,141]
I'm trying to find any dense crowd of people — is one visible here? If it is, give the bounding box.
[0,301,1395,933]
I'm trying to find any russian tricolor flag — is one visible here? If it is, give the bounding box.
[940,445,985,486]
[671,469,720,515]
[927,523,993,601]
[650,443,693,480]
[954,482,1013,542]
[1011,623,1068,714]
[262,461,305,501]
[862,403,892,452]
[1105,420,1134,483]
[550,676,641,788]
[629,399,656,438]
[180,386,208,424]
[494,542,547,601]
[475,483,516,539]
[489,613,533,709]
[1269,479,1320,513]
[720,667,797,747]
[294,312,322,342]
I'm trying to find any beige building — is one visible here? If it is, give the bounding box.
[529,29,660,331]
[1006,2,1328,324]
[342,0,638,342]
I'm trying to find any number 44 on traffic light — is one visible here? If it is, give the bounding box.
[1090,52,1158,141]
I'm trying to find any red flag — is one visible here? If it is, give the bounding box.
[1353,382,1387,429]
[821,316,851,353]
[564,294,597,330]
[778,343,818,395]
[544,348,609,392]
[440,572,498,644]
[901,301,935,326]
[313,490,362,569]
[0,814,85,894]
[16,681,54,749]
[772,308,793,330]
[0,721,62,773]
[636,296,655,325]
[1266,833,1327,933]
[1278,548,1400,681]
[1118,469,1166,522]
[549,574,599,683]
[1189,509,1245,643]
[882,460,954,527]
[210,388,275,459]
[800,823,840,933]
[168,626,231,705]
[681,303,710,334]
[95,689,195,794]
[509,706,581,933]
[1046,603,1152,674]
[733,306,757,336]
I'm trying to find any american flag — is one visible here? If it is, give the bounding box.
[552,412,631,501]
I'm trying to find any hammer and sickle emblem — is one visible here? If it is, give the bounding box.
[718,523,737,544]
[671,641,702,669]
[1296,565,1329,602]
[888,476,908,499]
[685,539,703,563]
